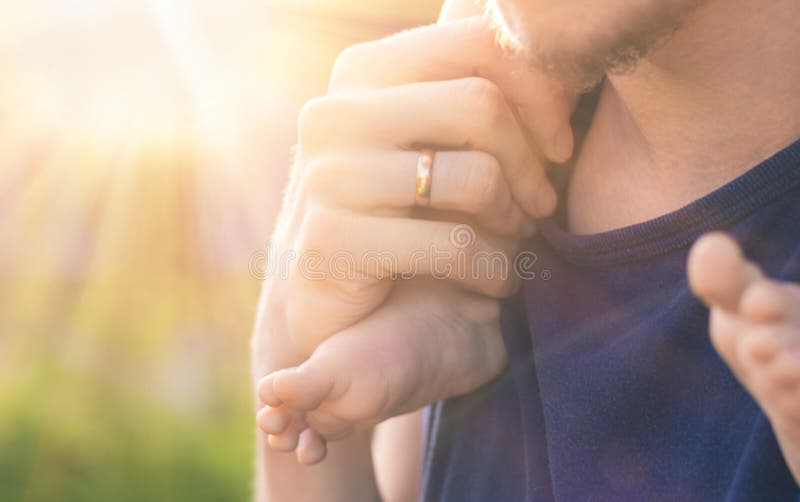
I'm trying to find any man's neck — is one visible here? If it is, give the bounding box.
[567,0,800,234]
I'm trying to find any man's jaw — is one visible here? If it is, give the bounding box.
[484,0,707,92]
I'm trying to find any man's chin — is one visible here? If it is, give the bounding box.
[487,11,605,91]
[487,0,707,91]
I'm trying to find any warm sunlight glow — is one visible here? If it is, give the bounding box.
[0,1,439,498]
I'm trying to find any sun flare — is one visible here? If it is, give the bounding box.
[0,1,438,498]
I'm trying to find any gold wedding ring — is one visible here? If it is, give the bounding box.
[415,148,435,207]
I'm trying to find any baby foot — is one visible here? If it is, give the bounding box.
[255,279,508,465]
[689,232,800,481]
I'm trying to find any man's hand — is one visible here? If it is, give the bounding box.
[252,15,577,376]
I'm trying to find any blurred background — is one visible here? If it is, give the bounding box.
[0,1,439,499]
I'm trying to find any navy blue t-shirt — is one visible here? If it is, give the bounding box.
[420,139,800,501]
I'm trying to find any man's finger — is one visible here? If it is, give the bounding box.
[296,208,520,298]
[329,16,578,164]
[300,79,556,217]
[303,149,535,237]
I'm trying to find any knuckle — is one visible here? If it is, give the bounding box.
[460,77,507,127]
[330,43,369,89]
[297,206,335,255]
[331,278,387,306]
[299,155,337,198]
[297,96,338,150]
[467,155,503,211]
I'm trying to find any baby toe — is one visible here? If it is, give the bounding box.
[296,428,328,466]
[273,360,335,411]
[738,326,782,367]
[268,431,299,452]
[740,326,800,417]
[257,374,282,407]
[268,421,307,452]
[740,279,793,323]
[256,406,291,435]
[772,357,800,393]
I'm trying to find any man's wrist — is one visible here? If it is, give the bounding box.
[250,291,306,384]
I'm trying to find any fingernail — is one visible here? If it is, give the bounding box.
[553,127,574,163]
